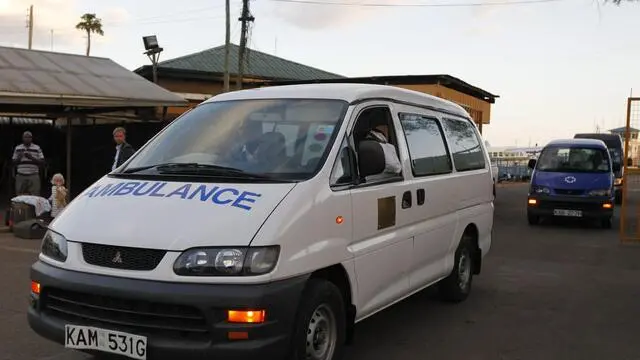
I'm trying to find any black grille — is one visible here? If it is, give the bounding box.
[554,189,585,196]
[539,200,602,211]
[42,288,210,340]
[82,243,166,271]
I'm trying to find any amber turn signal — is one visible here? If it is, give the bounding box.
[31,281,41,295]
[227,310,266,324]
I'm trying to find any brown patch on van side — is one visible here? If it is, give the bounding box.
[378,196,396,230]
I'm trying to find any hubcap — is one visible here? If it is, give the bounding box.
[458,250,471,290]
[305,304,337,360]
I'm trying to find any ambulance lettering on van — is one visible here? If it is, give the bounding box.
[28,84,494,360]
[84,181,262,210]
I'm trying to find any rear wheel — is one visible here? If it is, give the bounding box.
[438,235,474,303]
[601,217,613,229]
[527,213,539,226]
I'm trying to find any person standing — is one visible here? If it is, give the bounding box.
[111,127,136,171]
[12,131,45,196]
[49,173,68,218]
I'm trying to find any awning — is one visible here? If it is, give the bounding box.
[0,46,187,114]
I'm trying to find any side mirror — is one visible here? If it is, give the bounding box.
[527,159,537,169]
[613,163,621,172]
[357,140,386,177]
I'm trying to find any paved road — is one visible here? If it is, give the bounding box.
[2,184,640,360]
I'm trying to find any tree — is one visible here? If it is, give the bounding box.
[76,13,104,56]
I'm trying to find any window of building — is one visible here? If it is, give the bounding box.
[441,118,486,171]
[398,113,452,176]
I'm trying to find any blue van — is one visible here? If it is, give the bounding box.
[574,133,624,204]
[526,139,619,229]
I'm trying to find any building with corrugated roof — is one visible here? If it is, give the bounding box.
[134,43,498,133]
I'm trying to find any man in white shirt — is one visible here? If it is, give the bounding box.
[12,131,45,196]
[364,117,402,182]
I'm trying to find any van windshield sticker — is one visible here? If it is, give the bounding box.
[83,181,262,211]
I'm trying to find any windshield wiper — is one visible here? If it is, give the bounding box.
[120,162,191,174]
[121,162,282,180]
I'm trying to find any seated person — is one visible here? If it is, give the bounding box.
[364,116,402,182]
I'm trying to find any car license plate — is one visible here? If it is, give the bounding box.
[65,325,147,360]
[553,209,582,217]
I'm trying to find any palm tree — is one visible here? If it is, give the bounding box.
[75,13,104,56]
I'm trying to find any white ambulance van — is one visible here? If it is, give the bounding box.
[28,84,494,360]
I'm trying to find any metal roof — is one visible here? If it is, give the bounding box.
[263,74,499,104]
[609,126,640,133]
[0,46,188,108]
[0,116,53,125]
[136,43,344,81]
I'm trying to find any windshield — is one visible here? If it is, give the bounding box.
[536,146,611,173]
[121,99,348,181]
[608,148,622,165]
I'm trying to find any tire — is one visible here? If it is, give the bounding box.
[615,191,622,205]
[527,213,539,226]
[288,279,346,360]
[438,235,474,303]
[601,217,613,229]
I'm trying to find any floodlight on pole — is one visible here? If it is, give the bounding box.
[142,35,163,84]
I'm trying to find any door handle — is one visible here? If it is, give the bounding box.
[402,191,412,209]
[417,189,425,206]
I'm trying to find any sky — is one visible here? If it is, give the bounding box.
[1,0,639,147]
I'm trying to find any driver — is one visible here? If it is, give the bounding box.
[364,115,402,181]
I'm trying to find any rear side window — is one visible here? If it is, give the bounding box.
[441,118,486,171]
[398,113,452,176]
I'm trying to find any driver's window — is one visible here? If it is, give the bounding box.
[351,105,403,183]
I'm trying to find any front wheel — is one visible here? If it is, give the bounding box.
[438,235,474,303]
[289,279,346,360]
[615,191,622,205]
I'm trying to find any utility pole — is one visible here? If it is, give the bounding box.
[26,5,34,49]
[223,0,231,92]
[236,0,254,90]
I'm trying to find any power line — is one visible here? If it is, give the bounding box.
[0,11,236,36]
[267,0,567,7]
[0,3,240,30]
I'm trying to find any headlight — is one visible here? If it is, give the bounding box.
[614,178,623,186]
[588,189,611,197]
[531,186,550,195]
[41,230,68,262]
[173,246,280,276]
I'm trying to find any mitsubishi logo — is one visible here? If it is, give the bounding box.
[112,251,123,264]
[564,176,577,184]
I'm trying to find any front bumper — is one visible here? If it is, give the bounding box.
[28,260,308,360]
[527,194,614,219]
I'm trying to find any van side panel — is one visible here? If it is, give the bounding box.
[439,117,494,266]
[346,102,414,320]
[392,105,460,292]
